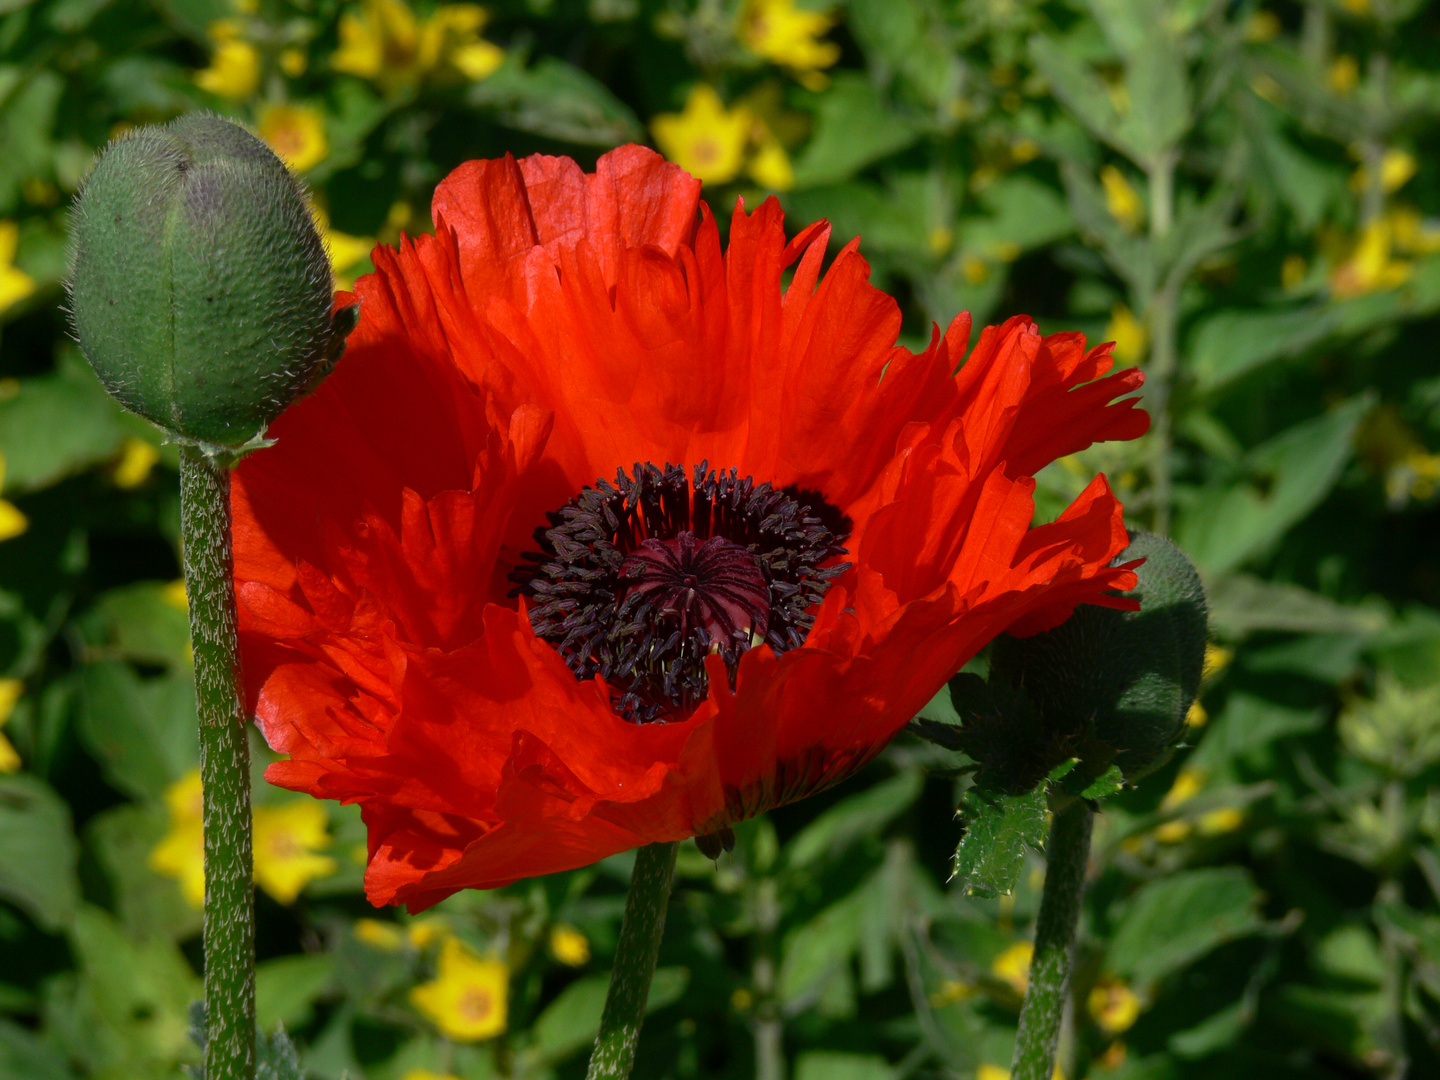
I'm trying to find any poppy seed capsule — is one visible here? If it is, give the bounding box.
[990,530,1208,781]
[67,113,349,450]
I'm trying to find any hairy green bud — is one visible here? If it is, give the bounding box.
[990,530,1209,781]
[67,113,353,452]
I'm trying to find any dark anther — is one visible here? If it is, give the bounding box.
[694,826,737,860]
[513,462,850,723]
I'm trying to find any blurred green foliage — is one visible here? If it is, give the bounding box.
[2,0,1440,1077]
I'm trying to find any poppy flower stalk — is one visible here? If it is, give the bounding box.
[67,113,355,1078]
[586,841,678,1080]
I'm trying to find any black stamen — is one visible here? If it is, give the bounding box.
[511,462,850,723]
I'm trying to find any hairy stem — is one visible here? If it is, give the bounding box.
[586,842,678,1080]
[1010,800,1094,1080]
[180,447,255,1080]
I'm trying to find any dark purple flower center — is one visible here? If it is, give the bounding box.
[513,462,850,723]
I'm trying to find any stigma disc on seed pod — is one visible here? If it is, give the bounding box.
[66,112,357,453]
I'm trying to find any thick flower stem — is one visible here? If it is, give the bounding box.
[179,447,255,1080]
[586,841,679,1080]
[1010,799,1094,1080]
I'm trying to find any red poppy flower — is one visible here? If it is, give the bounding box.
[233,145,1149,912]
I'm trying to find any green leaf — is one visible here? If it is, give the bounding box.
[1106,867,1265,987]
[1207,575,1388,638]
[470,58,643,148]
[795,1051,897,1080]
[46,905,200,1074]
[1081,765,1125,800]
[1030,35,1129,157]
[1175,394,1374,577]
[1118,36,1191,162]
[524,966,687,1066]
[0,1019,76,1080]
[256,1025,305,1080]
[1188,692,1323,773]
[0,773,78,931]
[75,662,198,802]
[960,175,1074,259]
[1188,306,1335,397]
[0,356,129,494]
[81,582,193,669]
[779,889,867,1004]
[951,782,1048,899]
[256,954,335,1032]
[786,770,923,869]
[791,74,922,189]
[85,803,201,942]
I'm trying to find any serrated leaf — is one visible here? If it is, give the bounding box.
[952,783,1048,898]
[1081,765,1125,800]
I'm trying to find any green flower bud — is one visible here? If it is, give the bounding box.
[990,530,1209,781]
[67,113,352,452]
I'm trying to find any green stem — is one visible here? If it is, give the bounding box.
[179,447,255,1080]
[1010,799,1094,1080]
[585,842,678,1080]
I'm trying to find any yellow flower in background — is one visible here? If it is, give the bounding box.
[1185,700,1208,727]
[1350,149,1418,196]
[1281,254,1308,290]
[652,85,750,185]
[976,1066,1066,1080]
[163,579,189,611]
[1244,11,1280,42]
[0,453,26,543]
[1388,206,1440,256]
[738,0,840,90]
[407,916,451,947]
[1329,218,1411,299]
[334,0,503,88]
[0,678,24,773]
[1104,303,1148,365]
[150,770,206,907]
[419,4,504,81]
[991,941,1033,995]
[151,771,336,905]
[312,205,374,290]
[355,918,406,951]
[113,437,161,489]
[258,104,328,173]
[1328,55,1359,94]
[747,137,794,191]
[1089,978,1141,1034]
[549,923,591,966]
[194,22,261,101]
[1198,807,1246,835]
[411,937,509,1041]
[0,221,36,316]
[402,1071,462,1080]
[252,800,337,904]
[280,48,308,78]
[1100,166,1144,232]
[1202,644,1232,680]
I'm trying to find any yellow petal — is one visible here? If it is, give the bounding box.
[0,499,26,542]
[113,437,161,489]
[410,937,509,1041]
